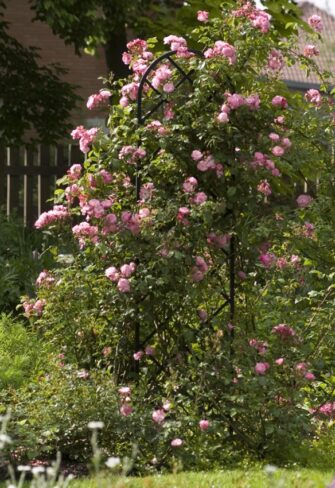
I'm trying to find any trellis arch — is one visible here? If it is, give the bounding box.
[134,49,236,364]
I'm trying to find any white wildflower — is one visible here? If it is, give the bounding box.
[105,456,121,469]
[88,421,105,430]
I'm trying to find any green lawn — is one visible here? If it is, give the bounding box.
[70,468,335,488]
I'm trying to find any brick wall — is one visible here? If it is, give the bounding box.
[4,0,109,129]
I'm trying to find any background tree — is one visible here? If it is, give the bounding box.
[30,0,306,79]
[0,1,79,145]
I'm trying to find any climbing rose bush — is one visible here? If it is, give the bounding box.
[17,0,335,468]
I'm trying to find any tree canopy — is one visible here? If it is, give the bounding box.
[0,1,79,145]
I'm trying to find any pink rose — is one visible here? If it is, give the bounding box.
[303,44,320,57]
[191,150,203,161]
[193,192,207,205]
[272,146,285,157]
[259,252,276,268]
[120,404,133,416]
[305,89,322,107]
[296,194,313,208]
[105,266,119,282]
[275,358,285,366]
[198,309,208,322]
[171,438,183,447]
[145,346,155,356]
[308,14,323,33]
[272,323,295,338]
[199,419,210,431]
[117,278,131,293]
[133,351,144,361]
[255,362,270,375]
[152,409,166,424]
[197,10,209,22]
[118,386,131,396]
[257,179,272,196]
[272,96,288,109]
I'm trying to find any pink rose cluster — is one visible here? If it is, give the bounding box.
[250,151,281,177]
[191,256,209,282]
[151,64,174,93]
[272,323,296,338]
[177,207,191,225]
[308,14,323,33]
[183,176,198,193]
[133,345,156,361]
[34,205,69,229]
[86,90,111,110]
[303,221,315,238]
[295,362,315,381]
[65,183,82,203]
[120,82,140,107]
[267,49,284,71]
[152,400,170,425]
[121,38,154,90]
[268,132,292,158]
[71,126,99,154]
[72,221,99,248]
[313,402,335,418]
[303,44,319,57]
[305,89,322,107]
[140,182,155,201]
[233,2,271,33]
[67,163,82,181]
[118,145,146,164]
[146,120,168,136]
[80,198,113,220]
[249,338,268,355]
[118,386,133,417]
[191,150,223,177]
[105,262,136,293]
[121,208,151,235]
[163,35,192,58]
[217,93,260,123]
[84,169,113,190]
[259,252,300,270]
[23,298,46,318]
[207,232,230,249]
[36,270,55,288]
[204,41,236,64]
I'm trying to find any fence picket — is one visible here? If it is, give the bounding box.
[0,144,82,226]
[8,147,21,216]
[0,147,6,210]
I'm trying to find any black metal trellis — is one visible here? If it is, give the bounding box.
[135,49,236,361]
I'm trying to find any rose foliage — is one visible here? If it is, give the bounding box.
[9,1,335,471]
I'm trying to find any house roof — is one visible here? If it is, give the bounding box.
[281,1,335,87]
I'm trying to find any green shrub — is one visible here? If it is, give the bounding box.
[0,211,54,313]
[0,313,47,389]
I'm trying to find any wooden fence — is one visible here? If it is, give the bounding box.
[0,145,83,226]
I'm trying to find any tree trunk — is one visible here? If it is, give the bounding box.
[104,26,129,79]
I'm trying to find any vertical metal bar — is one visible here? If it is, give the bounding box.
[6,147,10,217]
[229,235,235,326]
[23,148,27,226]
[37,144,42,217]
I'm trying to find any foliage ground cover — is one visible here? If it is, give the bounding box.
[70,467,335,488]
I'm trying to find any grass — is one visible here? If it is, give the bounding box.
[70,467,335,488]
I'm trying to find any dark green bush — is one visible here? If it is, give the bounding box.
[0,210,53,313]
